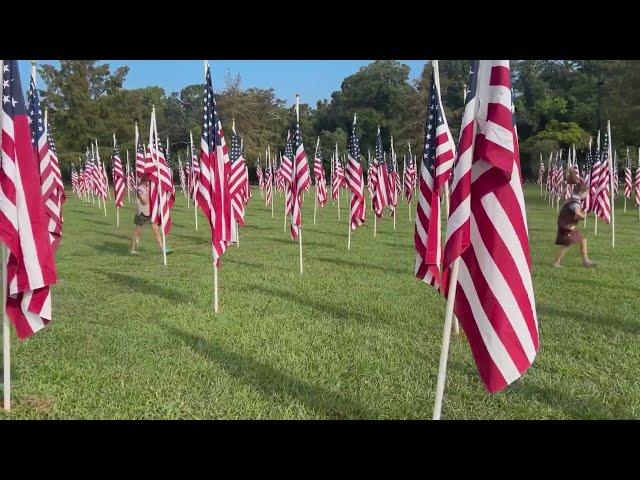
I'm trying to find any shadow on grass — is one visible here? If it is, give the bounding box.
[89,241,128,254]
[240,283,385,325]
[93,270,191,304]
[267,237,336,249]
[159,323,375,419]
[537,303,640,336]
[315,256,409,276]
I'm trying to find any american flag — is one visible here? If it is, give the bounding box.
[135,123,145,182]
[404,153,416,203]
[624,148,633,199]
[190,142,200,208]
[71,164,80,195]
[332,153,344,201]
[373,127,390,217]
[178,156,187,194]
[145,123,173,236]
[314,142,327,207]
[613,154,619,198]
[414,66,455,289]
[282,133,293,214]
[93,144,107,200]
[442,60,538,393]
[635,150,640,207]
[538,158,545,186]
[46,122,65,212]
[290,113,311,239]
[367,150,378,200]
[196,63,232,266]
[256,157,264,191]
[589,145,602,213]
[345,117,365,230]
[112,135,125,209]
[265,153,273,206]
[243,162,251,204]
[28,66,63,250]
[126,156,136,192]
[0,60,58,339]
[388,151,399,216]
[229,124,247,226]
[582,150,592,212]
[595,133,611,223]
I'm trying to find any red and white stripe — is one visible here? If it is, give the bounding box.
[290,128,311,239]
[332,158,344,201]
[442,60,538,393]
[314,154,327,207]
[0,60,58,339]
[624,165,633,199]
[112,143,125,209]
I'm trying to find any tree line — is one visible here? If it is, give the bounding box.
[38,60,640,181]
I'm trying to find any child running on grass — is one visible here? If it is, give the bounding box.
[129,176,173,255]
[553,184,595,268]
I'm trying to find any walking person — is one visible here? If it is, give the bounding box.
[553,184,595,268]
[129,176,173,255]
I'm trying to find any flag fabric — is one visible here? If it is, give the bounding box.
[28,68,63,250]
[46,125,65,215]
[442,60,538,394]
[282,132,294,216]
[346,120,365,230]
[290,117,311,239]
[373,128,391,218]
[127,159,136,192]
[71,165,80,195]
[135,123,145,181]
[145,128,173,236]
[178,156,187,194]
[582,152,592,212]
[257,158,264,191]
[624,152,633,199]
[112,138,125,209]
[265,156,273,206]
[589,150,602,213]
[332,155,344,201]
[314,145,327,207]
[404,154,416,203]
[0,60,58,340]
[388,155,399,216]
[229,127,247,226]
[595,133,611,223]
[243,163,251,204]
[190,149,200,207]
[635,157,640,206]
[538,161,545,186]
[196,64,232,266]
[368,152,378,200]
[414,67,455,289]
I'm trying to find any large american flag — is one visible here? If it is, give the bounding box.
[229,124,247,226]
[414,67,455,289]
[0,60,58,339]
[314,142,327,207]
[624,148,633,200]
[373,127,390,217]
[112,135,125,209]
[145,128,173,236]
[28,66,63,250]
[442,60,538,393]
[345,117,365,230]
[290,114,311,239]
[196,63,232,266]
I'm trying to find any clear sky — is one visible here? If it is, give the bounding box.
[18,60,428,106]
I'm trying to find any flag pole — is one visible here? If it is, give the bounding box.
[296,94,304,275]
[2,243,9,411]
[126,150,131,203]
[433,257,461,420]
[609,121,615,248]
[190,130,198,230]
[314,137,319,226]
[151,107,167,266]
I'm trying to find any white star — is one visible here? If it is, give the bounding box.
[2,80,8,89]
[3,64,8,73]
[2,95,8,104]
[11,98,17,107]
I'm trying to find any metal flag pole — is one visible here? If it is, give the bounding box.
[296,94,304,275]
[314,137,319,226]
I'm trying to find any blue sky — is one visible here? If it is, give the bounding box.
[18,60,428,106]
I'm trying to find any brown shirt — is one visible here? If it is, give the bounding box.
[557,195,581,230]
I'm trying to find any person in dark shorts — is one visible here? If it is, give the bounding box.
[553,184,595,268]
[129,176,173,255]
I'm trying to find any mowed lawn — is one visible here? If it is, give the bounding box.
[1,184,639,419]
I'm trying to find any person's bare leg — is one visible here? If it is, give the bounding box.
[553,246,569,267]
[130,226,142,252]
[151,223,164,250]
[580,238,596,267]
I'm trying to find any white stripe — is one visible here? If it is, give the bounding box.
[457,260,521,384]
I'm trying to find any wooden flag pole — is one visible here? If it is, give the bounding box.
[2,243,10,411]
[151,107,167,266]
[296,94,303,275]
[433,256,461,420]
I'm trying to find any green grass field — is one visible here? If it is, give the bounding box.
[0,184,639,419]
